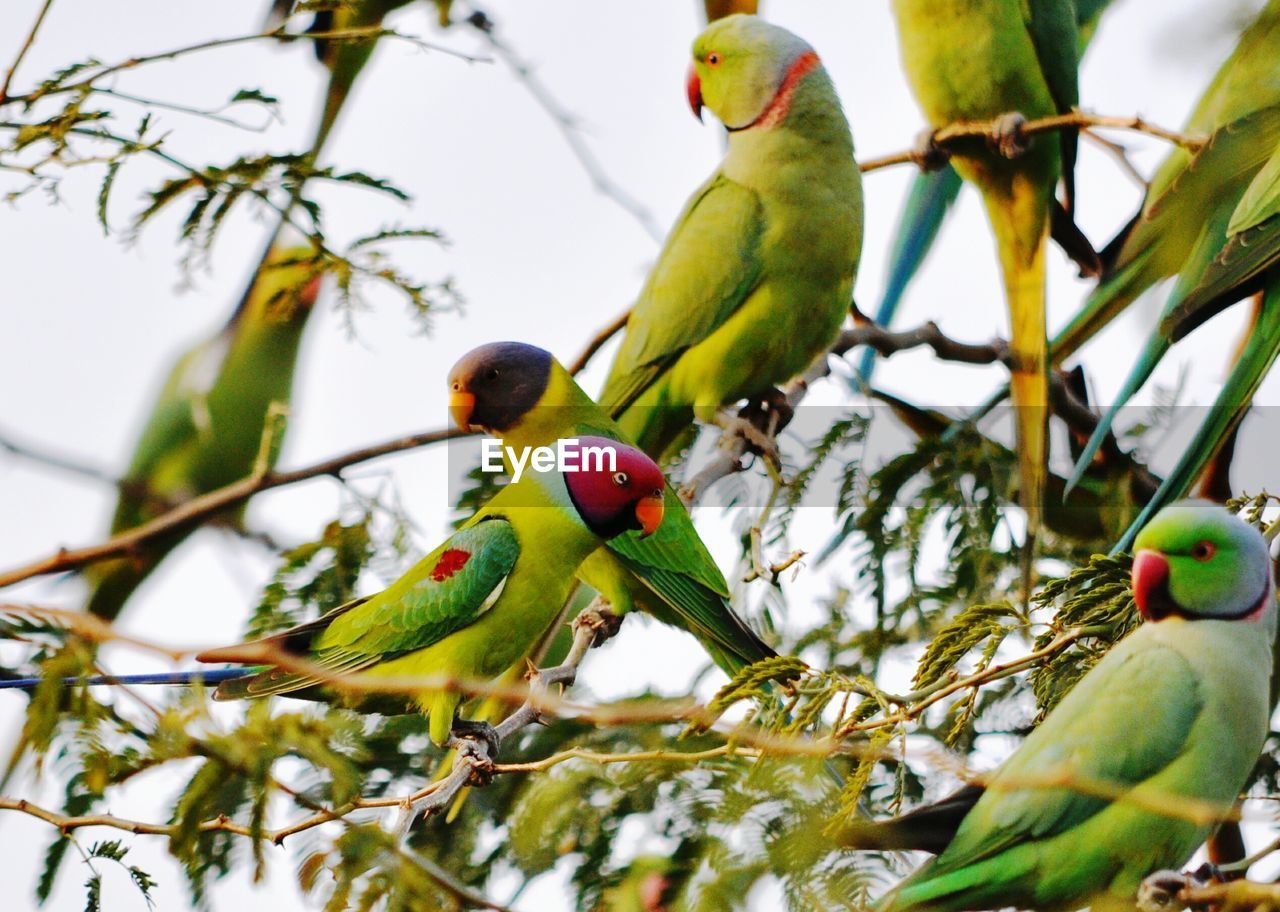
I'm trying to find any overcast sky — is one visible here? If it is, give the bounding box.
[1,1,1275,909]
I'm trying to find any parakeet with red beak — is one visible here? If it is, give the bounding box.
[449,342,774,675]
[599,14,862,460]
[845,500,1275,912]
[196,437,666,747]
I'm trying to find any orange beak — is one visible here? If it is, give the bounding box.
[635,493,665,538]
[449,390,476,430]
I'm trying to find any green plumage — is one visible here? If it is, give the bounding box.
[891,0,1080,539]
[84,244,319,621]
[865,502,1275,912]
[599,15,862,459]
[203,461,624,746]
[862,0,1113,385]
[482,357,774,675]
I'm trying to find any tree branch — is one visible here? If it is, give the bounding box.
[860,110,1205,173]
[0,0,54,105]
[567,308,631,376]
[0,427,463,590]
[463,8,663,243]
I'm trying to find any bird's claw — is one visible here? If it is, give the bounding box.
[573,606,623,646]
[911,127,950,171]
[739,387,796,438]
[715,412,780,467]
[989,112,1029,159]
[1137,870,1195,912]
[447,719,501,783]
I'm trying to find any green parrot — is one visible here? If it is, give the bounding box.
[84,243,321,622]
[448,341,775,676]
[1070,127,1280,552]
[1051,0,1280,363]
[858,0,1114,386]
[846,500,1275,912]
[890,0,1085,541]
[196,437,667,747]
[267,0,434,156]
[598,14,863,460]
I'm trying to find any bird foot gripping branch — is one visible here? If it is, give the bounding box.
[909,127,951,171]
[394,604,622,835]
[988,111,1031,159]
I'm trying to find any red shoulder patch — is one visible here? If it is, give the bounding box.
[430,548,472,582]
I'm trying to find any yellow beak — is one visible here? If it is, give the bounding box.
[449,390,476,430]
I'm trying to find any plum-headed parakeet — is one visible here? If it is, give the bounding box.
[84,243,321,622]
[449,341,774,676]
[196,437,666,747]
[846,501,1275,912]
[599,14,862,460]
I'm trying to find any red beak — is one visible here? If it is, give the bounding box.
[686,64,703,122]
[1132,549,1171,620]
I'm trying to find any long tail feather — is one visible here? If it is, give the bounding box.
[1111,285,1280,553]
[0,667,254,692]
[857,167,964,384]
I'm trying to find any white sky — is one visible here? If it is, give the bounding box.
[1,1,1276,909]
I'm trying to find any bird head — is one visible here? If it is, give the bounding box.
[447,341,554,433]
[1131,499,1274,624]
[687,14,820,132]
[563,437,665,540]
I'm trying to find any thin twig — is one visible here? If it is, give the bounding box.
[464,8,663,243]
[568,308,631,376]
[3,25,484,107]
[0,427,121,487]
[0,0,54,105]
[0,427,462,589]
[860,110,1206,173]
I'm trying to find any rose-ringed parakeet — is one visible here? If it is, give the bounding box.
[448,341,774,676]
[195,437,666,747]
[844,501,1275,912]
[598,14,862,461]
[84,243,321,622]
[1052,0,1280,364]
[858,0,1114,386]
[1072,132,1280,553]
[890,0,1085,542]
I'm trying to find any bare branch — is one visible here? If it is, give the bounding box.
[860,110,1205,173]
[463,9,664,243]
[568,308,631,376]
[0,0,54,105]
[0,426,463,590]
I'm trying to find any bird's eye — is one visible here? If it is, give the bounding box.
[1191,540,1216,562]
[450,380,461,391]
[485,368,500,381]
[706,51,721,66]
[612,471,630,487]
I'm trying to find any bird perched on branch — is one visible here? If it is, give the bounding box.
[195,437,665,749]
[598,14,862,461]
[84,242,322,622]
[842,501,1275,912]
[449,341,774,676]
[859,0,1115,386]
[890,0,1097,546]
[1061,2,1280,550]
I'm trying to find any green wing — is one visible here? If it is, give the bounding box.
[923,642,1203,879]
[608,487,773,670]
[599,172,765,415]
[1023,0,1080,208]
[211,520,520,698]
